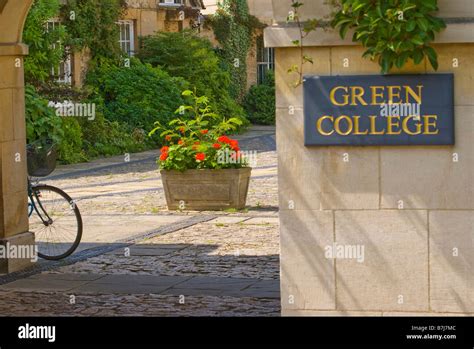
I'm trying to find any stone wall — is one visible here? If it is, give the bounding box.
[268,0,473,315]
[0,0,36,274]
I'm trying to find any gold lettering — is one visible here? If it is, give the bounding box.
[369,116,385,135]
[405,85,423,104]
[387,86,401,104]
[317,116,334,136]
[330,86,349,106]
[371,86,385,105]
[353,116,369,135]
[350,86,368,106]
[423,115,439,135]
[334,115,353,136]
[402,116,422,135]
[387,116,402,135]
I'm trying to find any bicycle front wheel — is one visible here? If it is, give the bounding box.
[30,185,83,260]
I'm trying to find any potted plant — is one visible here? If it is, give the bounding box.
[149,90,252,211]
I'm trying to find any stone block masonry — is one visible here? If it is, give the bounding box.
[270,0,473,316]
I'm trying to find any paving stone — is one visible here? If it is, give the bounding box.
[162,288,227,297]
[2,127,280,316]
[173,277,258,291]
[91,274,191,287]
[72,283,172,295]
[28,273,106,282]
[206,217,250,224]
[242,217,280,225]
[0,278,89,292]
[106,244,190,256]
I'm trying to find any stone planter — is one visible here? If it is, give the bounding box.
[160,168,252,211]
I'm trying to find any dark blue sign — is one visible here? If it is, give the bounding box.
[304,74,454,146]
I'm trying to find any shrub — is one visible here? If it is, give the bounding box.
[137,31,248,129]
[25,84,64,145]
[243,71,276,125]
[58,117,88,164]
[86,59,187,137]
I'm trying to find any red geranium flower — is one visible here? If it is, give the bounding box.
[213,143,221,150]
[160,146,169,153]
[230,140,239,151]
[179,127,186,134]
[218,136,231,144]
[160,153,168,161]
[178,140,184,145]
[195,153,206,161]
[194,141,201,145]
[200,129,209,135]
[165,135,172,141]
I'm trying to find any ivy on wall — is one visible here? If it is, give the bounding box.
[207,0,264,102]
[60,0,127,62]
[23,0,66,85]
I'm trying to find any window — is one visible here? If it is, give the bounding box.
[159,0,184,6]
[257,35,275,84]
[47,20,72,84]
[118,20,135,57]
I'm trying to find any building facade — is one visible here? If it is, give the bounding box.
[54,0,274,90]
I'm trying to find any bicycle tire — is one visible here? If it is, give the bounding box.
[30,184,83,260]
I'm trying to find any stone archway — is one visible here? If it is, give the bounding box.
[0,0,35,274]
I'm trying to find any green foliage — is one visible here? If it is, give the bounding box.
[137,31,248,129]
[25,84,64,145]
[86,58,187,137]
[149,90,246,171]
[78,107,148,158]
[25,84,87,164]
[60,0,126,61]
[332,0,446,73]
[23,0,66,85]
[243,71,276,125]
[58,117,88,164]
[208,0,262,101]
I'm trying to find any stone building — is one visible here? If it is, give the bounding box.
[56,0,207,86]
[266,0,473,315]
[55,0,275,89]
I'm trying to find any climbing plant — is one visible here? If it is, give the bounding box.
[287,0,319,87]
[208,0,264,102]
[332,0,446,73]
[23,0,66,85]
[288,0,446,80]
[60,0,127,62]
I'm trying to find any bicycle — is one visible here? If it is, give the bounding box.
[27,140,83,260]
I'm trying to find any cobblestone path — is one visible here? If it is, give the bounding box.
[0,126,281,316]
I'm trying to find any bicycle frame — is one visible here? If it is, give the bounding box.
[28,179,53,226]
